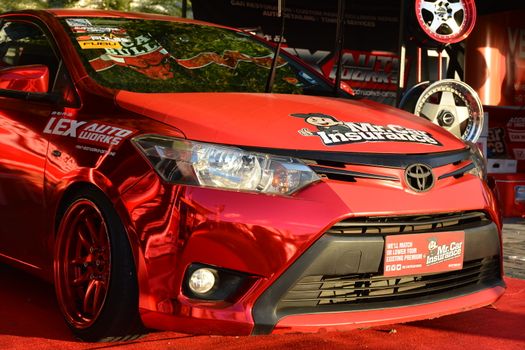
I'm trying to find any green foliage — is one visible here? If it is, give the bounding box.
[133,0,188,16]
[1,0,191,17]
[0,0,48,12]
[65,18,303,94]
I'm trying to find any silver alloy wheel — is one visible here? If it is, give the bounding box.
[415,0,476,43]
[414,79,484,142]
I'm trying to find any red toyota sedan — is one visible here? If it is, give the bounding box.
[0,9,504,342]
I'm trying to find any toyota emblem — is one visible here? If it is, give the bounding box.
[405,163,434,192]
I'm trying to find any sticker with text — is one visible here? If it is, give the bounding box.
[43,116,135,148]
[65,18,92,27]
[88,34,173,80]
[292,113,442,146]
[383,231,465,277]
[79,41,123,50]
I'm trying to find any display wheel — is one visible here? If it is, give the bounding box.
[415,0,476,44]
[414,79,484,142]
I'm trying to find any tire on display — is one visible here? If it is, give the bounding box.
[54,189,141,342]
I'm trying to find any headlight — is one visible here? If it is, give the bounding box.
[133,135,320,195]
[466,141,487,180]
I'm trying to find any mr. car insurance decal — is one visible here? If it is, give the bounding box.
[383,232,465,277]
[293,113,442,146]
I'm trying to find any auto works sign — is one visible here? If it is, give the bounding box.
[192,0,402,105]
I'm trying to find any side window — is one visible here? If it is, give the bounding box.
[0,20,60,93]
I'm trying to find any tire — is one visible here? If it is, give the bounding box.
[54,189,142,342]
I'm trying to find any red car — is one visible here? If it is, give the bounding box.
[0,9,504,342]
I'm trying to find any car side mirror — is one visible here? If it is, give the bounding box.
[0,64,49,94]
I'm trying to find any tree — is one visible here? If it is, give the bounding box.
[0,0,48,12]
[1,0,192,17]
[132,0,191,17]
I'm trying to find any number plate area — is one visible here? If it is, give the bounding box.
[383,232,465,277]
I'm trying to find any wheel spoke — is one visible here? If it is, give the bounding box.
[455,106,471,124]
[83,216,99,245]
[72,271,91,286]
[77,228,92,249]
[420,102,441,122]
[440,91,457,106]
[92,281,106,314]
[448,123,462,138]
[449,2,465,14]
[420,0,435,13]
[445,18,461,34]
[429,18,442,33]
[83,279,96,315]
[70,256,89,266]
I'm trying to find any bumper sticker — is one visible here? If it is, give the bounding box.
[383,231,465,277]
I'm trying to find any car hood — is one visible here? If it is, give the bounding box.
[116,92,466,154]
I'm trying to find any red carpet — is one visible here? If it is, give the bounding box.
[1,263,524,349]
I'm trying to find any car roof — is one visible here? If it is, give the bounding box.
[3,9,223,28]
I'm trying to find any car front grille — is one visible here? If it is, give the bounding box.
[279,256,500,309]
[327,211,490,235]
[251,212,503,335]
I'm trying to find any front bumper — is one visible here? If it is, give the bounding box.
[122,168,504,335]
[252,220,503,334]
[270,285,505,334]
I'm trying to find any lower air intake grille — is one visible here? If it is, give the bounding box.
[279,256,500,309]
[327,211,490,235]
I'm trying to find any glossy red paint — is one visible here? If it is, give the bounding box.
[0,9,505,339]
[119,164,502,334]
[0,65,49,93]
[116,92,466,153]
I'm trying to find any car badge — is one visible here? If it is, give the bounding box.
[405,163,434,192]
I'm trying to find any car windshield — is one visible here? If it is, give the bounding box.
[61,17,336,95]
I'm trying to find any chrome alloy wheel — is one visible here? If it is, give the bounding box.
[415,0,476,43]
[414,79,484,142]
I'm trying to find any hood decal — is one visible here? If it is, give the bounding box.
[292,113,442,147]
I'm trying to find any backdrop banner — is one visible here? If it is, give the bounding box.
[192,0,402,104]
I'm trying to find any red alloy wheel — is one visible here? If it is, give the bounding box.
[54,199,111,330]
[415,0,476,44]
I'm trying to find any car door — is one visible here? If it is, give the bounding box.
[0,18,74,270]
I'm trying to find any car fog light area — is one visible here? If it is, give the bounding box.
[133,135,320,195]
[188,268,218,295]
[183,263,254,301]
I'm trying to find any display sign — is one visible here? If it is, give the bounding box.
[384,232,465,277]
[486,106,525,173]
[318,50,402,103]
[192,0,402,105]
